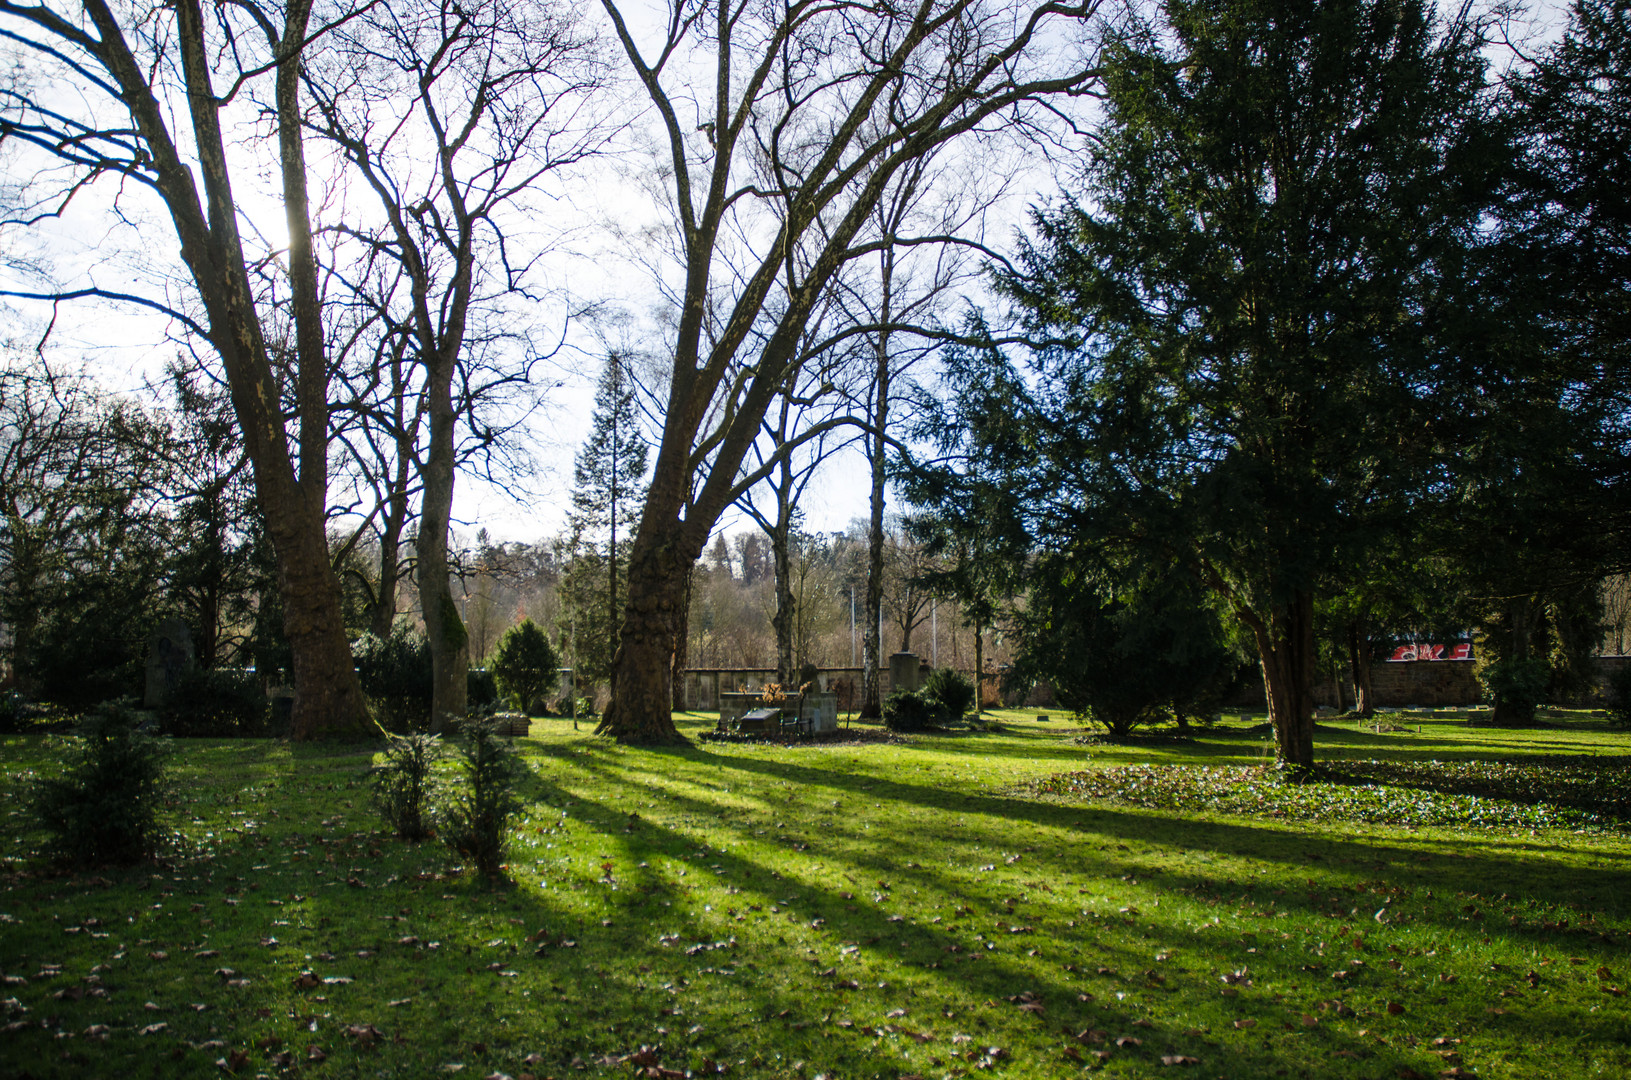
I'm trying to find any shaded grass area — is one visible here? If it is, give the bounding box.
[0,710,1626,1080]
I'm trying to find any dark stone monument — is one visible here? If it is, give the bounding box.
[889,651,920,695]
[144,618,195,708]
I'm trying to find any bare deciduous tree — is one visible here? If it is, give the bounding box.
[596,0,1105,743]
[303,0,606,730]
[0,0,371,736]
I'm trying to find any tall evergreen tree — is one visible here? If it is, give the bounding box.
[568,355,647,691]
[982,0,1504,767]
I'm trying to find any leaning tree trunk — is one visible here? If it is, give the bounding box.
[1252,589,1318,768]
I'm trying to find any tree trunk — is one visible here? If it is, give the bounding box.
[1347,619,1374,717]
[1252,589,1317,768]
[264,492,371,740]
[669,561,692,711]
[771,520,795,687]
[862,482,885,717]
[973,618,985,714]
[1492,599,1537,726]
[597,524,693,744]
[368,425,414,639]
[417,370,467,733]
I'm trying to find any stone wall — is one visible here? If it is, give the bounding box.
[1229,655,1631,710]
[684,656,1630,714]
[1226,659,1481,709]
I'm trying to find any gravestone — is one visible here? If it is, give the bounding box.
[889,651,920,695]
[144,618,195,708]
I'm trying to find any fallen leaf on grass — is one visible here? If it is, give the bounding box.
[1386,1001,1406,1015]
[1161,1056,1200,1066]
[1115,1036,1142,1048]
[140,1022,168,1035]
[1232,1019,1256,1030]
[346,1023,384,1047]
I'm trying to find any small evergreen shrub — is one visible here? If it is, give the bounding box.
[441,718,526,878]
[353,623,434,732]
[0,691,25,733]
[1605,665,1631,728]
[882,689,937,732]
[371,733,442,841]
[467,668,499,715]
[161,667,269,737]
[30,700,170,865]
[488,620,559,715]
[921,668,975,722]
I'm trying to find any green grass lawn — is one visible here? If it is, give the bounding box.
[2,710,1629,1080]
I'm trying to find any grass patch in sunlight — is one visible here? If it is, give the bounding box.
[0,710,1627,1079]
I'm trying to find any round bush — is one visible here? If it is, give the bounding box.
[353,623,434,732]
[488,619,559,716]
[161,667,269,737]
[921,668,975,722]
[882,689,936,732]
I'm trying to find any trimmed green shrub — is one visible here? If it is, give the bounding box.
[442,718,526,878]
[488,619,559,715]
[882,689,937,732]
[30,700,170,865]
[353,622,434,732]
[161,667,269,737]
[921,668,975,722]
[371,733,442,842]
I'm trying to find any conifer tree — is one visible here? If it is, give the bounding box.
[565,355,648,687]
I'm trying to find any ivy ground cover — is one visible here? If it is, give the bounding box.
[1,711,1628,1080]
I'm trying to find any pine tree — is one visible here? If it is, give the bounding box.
[565,355,648,687]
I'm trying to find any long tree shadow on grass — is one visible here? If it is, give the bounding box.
[504,741,1631,1078]
[529,738,1631,928]
[501,762,1513,1079]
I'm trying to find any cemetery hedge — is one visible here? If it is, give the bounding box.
[0,709,1627,1080]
